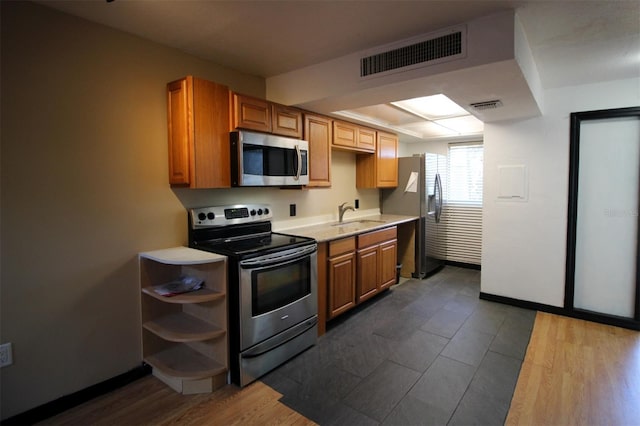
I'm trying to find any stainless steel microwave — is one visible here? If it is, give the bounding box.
[231,130,309,186]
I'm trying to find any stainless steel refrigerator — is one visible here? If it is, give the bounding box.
[381,154,446,278]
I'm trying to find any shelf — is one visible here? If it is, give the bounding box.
[144,345,227,380]
[143,313,226,342]
[140,245,228,394]
[141,287,224,304]
[140,247,226,265]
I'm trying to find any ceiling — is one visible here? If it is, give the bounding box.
[38,0,640,142]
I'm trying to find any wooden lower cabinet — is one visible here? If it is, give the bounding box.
[320,227,398,331]
[356,245,379,302]
[357,226,398,302]
[328,251,356,318]
[379,239,398,290]
[327,237,356,319]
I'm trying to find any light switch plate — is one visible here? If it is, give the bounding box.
[0,342,13,367]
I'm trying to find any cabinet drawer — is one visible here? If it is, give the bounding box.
[329,237,356,257]
[357,226,397,248]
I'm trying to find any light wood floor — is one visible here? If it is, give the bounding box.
[40,312,639,425]
[40,379,315,426]
[507,312,640,426]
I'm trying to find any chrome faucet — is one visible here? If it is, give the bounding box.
[338,202,355,223]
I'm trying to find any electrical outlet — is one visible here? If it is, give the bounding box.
[355,199,360,209]
[289,204,296,217]
[0,343,13,368]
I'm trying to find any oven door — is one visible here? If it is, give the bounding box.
[238,243,317,350]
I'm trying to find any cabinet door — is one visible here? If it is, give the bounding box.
[376,131,398,187]
[357,127,376,152]
[379,239,398,290]
[167,78,192,185]
[272,104,303,138]
[328,251,356,318]
[167,76,231,188]
[232,93,272,133]
[305,114,332,187]
[357,245,379,303]
[192,78,231,188]
[333,121,358,149]
[356,131,398,188]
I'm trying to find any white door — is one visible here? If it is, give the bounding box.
[573,116,639,318]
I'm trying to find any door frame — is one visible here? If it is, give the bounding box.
[565,106,640,329]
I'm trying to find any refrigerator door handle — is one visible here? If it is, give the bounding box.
[435,173,443,223]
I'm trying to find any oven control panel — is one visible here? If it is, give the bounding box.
[189,204,272,228]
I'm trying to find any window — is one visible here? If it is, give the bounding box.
[446,142,483,205]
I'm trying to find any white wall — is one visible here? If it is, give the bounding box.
[481,77,640,307]
[398,139,449,157]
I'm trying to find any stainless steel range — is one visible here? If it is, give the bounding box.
[188,204,318,387]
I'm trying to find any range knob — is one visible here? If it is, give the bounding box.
[257,209,263,215]
[250,209,256,216]
[264,208,270,215]
[207,212,215,220]
[198,212,206,221]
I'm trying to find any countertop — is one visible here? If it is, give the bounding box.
[279,214,418,242]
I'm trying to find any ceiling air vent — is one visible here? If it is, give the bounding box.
[470,100,503,111]
[360,26,466,78]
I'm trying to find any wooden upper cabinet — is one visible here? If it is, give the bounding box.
[231,93,272,133]
[356,131,398,188]
[332,121,376,153]
[357,127,376,152]
[333,121,358,149]
[272,104,303,138]
[231,93,303,138]
[376,131,399,187]
[167,79,191,185]
[167,76,231,188]
[304,113,332,187]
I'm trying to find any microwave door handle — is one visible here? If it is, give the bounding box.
[295,144,301,181]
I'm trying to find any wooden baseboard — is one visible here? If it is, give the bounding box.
[1,364,151,425]
[479,292,640,331]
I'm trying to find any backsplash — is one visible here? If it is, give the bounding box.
[171,150,380,222]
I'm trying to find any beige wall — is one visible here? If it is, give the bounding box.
[0,2,377,419]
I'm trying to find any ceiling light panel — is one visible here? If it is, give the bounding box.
[402,121,459,138]
[391,94,469,119]
[343,104,419,126]
[433,115,484,134]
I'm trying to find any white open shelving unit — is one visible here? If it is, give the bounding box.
[139,247,228,394]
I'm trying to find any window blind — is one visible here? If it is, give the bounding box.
[443,142,483,265]
[446,143,484,205]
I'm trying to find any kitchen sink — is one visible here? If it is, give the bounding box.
[331,219,386,227]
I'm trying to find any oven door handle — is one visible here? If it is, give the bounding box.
[242,316,318,359]
[239,244,317,268]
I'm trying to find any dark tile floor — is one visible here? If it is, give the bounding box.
[261,266,536,426]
